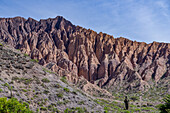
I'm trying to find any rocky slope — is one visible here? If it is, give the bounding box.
[0,16,169,92]
[0,40,110,112]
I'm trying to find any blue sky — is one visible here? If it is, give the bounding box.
[0,0,170,43]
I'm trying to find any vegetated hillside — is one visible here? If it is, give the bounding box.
[0,40,162,113]
[0,16,169,93]
[0,41,106,112]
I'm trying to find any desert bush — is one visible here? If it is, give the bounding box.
[40,107,47,111]
[0,43,3,46]
[54,83,61,88]
[64,108,71,113]
[22,89,27,92]
[130,96,139,101]
[0,97,33,112]
[63,87,70,92]
[43,90,50,94]
[43,68,55,74]
[0,89,3,92]
[24,53,29,57]
[60,76,67,83]
[64,107,87,113]
[30,59,39,63]
[157,95,170,113]
[56,93,63,98]
[78,101,85,105]
[41,78,50,83]
[72,91,77,95]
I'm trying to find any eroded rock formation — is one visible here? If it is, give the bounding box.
[0,16,169,91]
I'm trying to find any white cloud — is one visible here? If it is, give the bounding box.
[156,1,168,9]
[0,0,169,43]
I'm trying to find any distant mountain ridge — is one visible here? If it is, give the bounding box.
[0,16,169,92]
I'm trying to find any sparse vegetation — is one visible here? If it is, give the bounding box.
[157,95,170,113]
[54,83,61,88]
[78,101,85,105]
[12,77,33,85]
[64,107,87,113]
[43,68,55,74]
[41,78,50,83]
[57,100,69,105]
[72,91,77,95]
[63,87,70,93]
[56,93,63,98]
[40,107,48,111]
[24,53,29,57]
[43,90,50,94]
[22,89,27,92]
[47,104,60,112]
[60,76,67,83]
[130,96,139,101]
[0,43,3,46]
[0,89,3,92]
[30,59,39,63]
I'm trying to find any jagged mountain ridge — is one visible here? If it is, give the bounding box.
[0,16,169,91]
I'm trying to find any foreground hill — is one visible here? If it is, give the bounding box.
[0,16,169,92]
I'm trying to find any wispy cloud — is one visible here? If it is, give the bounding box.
[92,0,170,43]
[0,0,169,43]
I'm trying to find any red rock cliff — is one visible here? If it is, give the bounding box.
[0,16,169,91]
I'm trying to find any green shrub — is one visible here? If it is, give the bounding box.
[33,95,38,98]
[78,101,85,105]
[157,95,170,113]
[43,68,55,74]
[130,96,139,101]
[123,110,130,113]
[30,59,39,63]
[12,77,33,85]
[60,76,67,83]
[52,107,60,112]
[55,84,61,88]
[40,107,47,111]
[36,108,40,112]
[133,108,141,112]
[0,89,3,92]
[72,91,77,95]
[56,93,63,98]
[104,110,108,113]
[48,104,59,112]
[104,106,111,110]
[3,83,9,87]
[141,107,155,111]
[43,90,50,94]
[63,87,70,92]
[0,97,33,112]
[41,78,50,83]
[57,101,64,105]
[75,107,87,112]
[64,108,71,113]
[24,53,29,57]
[22,89,27,92]
[0,43,3,46]
[64,107,87,113]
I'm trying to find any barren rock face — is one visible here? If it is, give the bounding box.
[0,16,169,91]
